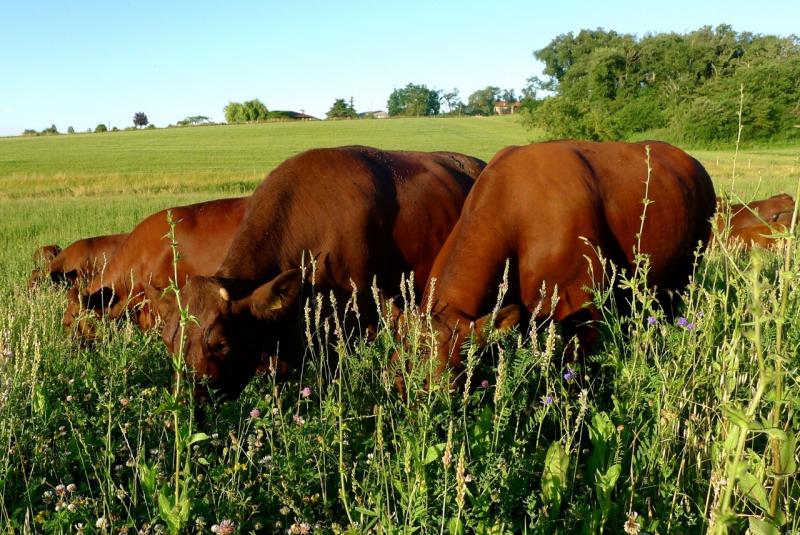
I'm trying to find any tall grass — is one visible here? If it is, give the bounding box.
[1,195,798,533]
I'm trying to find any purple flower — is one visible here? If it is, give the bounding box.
[563,367,575,382]
[301,386,312,398]
[249,408,261,419]
[686,322,696,331]
[541,394,554,406]
[676,317,689,328]
[647,316,657,326]
[480,379,490,388]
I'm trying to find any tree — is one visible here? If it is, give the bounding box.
[133,112,149,128]
[441,88,463,114]
[524,26,800,143]
[67,126,75,134]
[326,97,358,119]
[387,83,441,116]
[177,115,211,126]
[95,124,107,133]
[466,86,501,115]
[224,99,269,123]
[40,124,59,135]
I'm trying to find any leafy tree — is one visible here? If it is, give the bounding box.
[133,112,149,128]
[224,99,269,123]
[95,124,108,133]
[177,115,211,126]
[441,88,463,114]
[67,126,75,134]
[22,129,37,136]
[326,98,358,119]
[524,25,800,143]
[466,86,501,115]
[387,84,441,116]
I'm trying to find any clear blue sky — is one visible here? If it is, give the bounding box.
[1,0,798,136]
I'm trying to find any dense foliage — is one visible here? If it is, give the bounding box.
[326,98,358,120]
[523,25,800,144]
[223,99,270,124]
[387,83,441,117]
[133,112,149,129]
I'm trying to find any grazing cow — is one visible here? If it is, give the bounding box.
[715,194,795,250]
[149,146,486,399]
[64,197,247,336]
[419,140,716,378]
[29,234,127,289]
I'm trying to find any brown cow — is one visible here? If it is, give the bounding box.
[419,140,716,379]
[29,234,127,288]
[64,197,247,336]
[149,146,486,398]
[715,194,795,249]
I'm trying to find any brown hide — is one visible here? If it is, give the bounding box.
[423,140,716,375]
[29,235,127,289]
[714,194,795,250]
[155,146,485,398]
[64,197,247,334]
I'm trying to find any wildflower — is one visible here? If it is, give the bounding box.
[480,379,489,388]
[300,386,312,398]
[563,367,575,382]
[293,414,305,426]
[647,316,657,326]
[194,517,206,530]
[280,506,290,515]
[686,322,696,331]
[442,449,452,468]
[289,519,311,534]
[676,317,689,328]
[623,511,641,534]
[66,483,77,493]
[55,484,66,495]
[119,397,129,407]
[67,503,76,512]
[250,408,261,419]
[96,516,108,530]
[541,394,554,406]
[211,519,235,535]
[65,395,73,402]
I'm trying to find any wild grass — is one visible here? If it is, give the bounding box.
[0,119,798,533]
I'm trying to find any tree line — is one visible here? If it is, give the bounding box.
[522,25,800,144]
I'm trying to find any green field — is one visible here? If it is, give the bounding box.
[0,117,798,533]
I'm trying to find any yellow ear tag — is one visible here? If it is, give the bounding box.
[267,295,283,310]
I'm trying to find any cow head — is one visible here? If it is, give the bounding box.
[28,244,62,288]
[148,269,302,400]
[391,301,523,394]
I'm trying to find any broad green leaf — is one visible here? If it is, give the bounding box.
[737,467,769,510]
[779,432,797,476]
[187,432,210,446]
[723,407,758,430]
[542,441,569,512]
[748,517,779,535]
[447,516,464,535]
[424,443,446,465]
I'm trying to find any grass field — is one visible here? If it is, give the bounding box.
[0,117,798,533]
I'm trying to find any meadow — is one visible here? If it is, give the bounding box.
[0,116,798,534]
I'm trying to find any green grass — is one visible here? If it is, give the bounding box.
[0,116,534,199]
[0,117,798,533]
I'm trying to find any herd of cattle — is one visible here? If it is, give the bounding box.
[28,142,797,399]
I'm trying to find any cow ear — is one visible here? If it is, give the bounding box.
[244,268,302,320]
[473,304,523,344]
[142,282,178,322]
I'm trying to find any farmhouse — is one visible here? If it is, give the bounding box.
[493,100,521,115]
